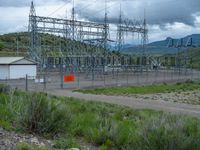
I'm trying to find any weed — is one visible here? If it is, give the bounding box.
[137,114,200,150]
[0,91,72,136]
[1,88,200,150]
[0,84,10,94]
[17,142,49,150]
[20,93,71,135]
[76,81,200,95]
[53,137,79,149]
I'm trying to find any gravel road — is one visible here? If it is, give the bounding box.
[49,89,200,119]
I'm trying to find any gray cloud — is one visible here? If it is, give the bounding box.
[0,0,71,7]
[74,0,200,26]
[1,0,200,26]
[1,0,200,42]
[0,0,29,7]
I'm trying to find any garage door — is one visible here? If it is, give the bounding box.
[0,65,9,80]
[9,65,36,79]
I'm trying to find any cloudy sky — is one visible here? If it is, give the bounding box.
[0,0,200,43]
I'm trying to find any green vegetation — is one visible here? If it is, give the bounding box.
[0,90,71,135]
[160,46,200,69]
[0,32,106,57]
[53,137,79,149]
[76,81,200,95]
[189,47,200,69]
[1,84,200,149]
[17,142,48,150]
[0,41,4,51]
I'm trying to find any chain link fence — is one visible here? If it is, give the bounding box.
[1,66,200,91]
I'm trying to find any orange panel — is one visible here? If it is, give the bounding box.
[64,75,75,82]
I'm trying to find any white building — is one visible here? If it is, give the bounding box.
[0,57,37,79]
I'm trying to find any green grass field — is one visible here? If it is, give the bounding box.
[0,84,200,150]
[75,81,200,95]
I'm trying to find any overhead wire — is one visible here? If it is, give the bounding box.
[75,0,98,12]
[47,3,68,17]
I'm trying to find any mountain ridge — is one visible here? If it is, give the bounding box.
[121,34,200,55]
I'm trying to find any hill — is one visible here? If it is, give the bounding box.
[0,32,106,57]
[122,34,200,55]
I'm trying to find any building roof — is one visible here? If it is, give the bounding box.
[0,57,37,65]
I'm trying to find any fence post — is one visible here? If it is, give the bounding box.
[43,73,46,90]
[116,69,119,86]
[25,74,28,91]
[126,67,129,86]
[103,65,106,87]
[60,63,64,89]
[77,67,80,89]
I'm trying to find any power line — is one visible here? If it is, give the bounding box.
[75,0,98,12]
[47,3,68,17]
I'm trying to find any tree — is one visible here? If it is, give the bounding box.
[0,41,4,51]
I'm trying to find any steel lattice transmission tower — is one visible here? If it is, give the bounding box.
[103,0,109,55]
[140,10,148,65]
[142,10,148,55]
[116,4,124,52]
[28,1,40,61]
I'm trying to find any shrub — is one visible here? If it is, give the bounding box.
[17,142,49,150]
[2,92,72,136]
[0,84,10,94]
[137,114,200,150]
[1,90,200,150]
[0,41,4,51]
[17,93,72,135]
[53,137,79,149]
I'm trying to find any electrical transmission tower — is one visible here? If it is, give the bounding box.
[116,4,124,52]
[28,1,39,61]
[28,1,107,60]
[141,10,148,65]
[115,12,148,54]
[103,0,109,55]
[28,0,148,75]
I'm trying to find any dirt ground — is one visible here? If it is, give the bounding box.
[48,89,200,119]
[130,90,200,105]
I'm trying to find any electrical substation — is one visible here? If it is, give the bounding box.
[7,0,197,90]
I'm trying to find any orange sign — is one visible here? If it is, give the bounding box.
[64,75,75,82]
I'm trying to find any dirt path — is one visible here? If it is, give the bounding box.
[130,90,200,105]
[48,89,200,119]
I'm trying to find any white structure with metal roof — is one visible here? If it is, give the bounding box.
[0,57,37,79]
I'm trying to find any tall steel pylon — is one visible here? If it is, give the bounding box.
[28,1,106,60]
[104,0,109,55]
[72,0,75,41]
[142,9,148,55]
[29,1,40,61]
[140,9,148,65]
[28,0,148,73]
[115,8,148,54]
[116,4,124,52]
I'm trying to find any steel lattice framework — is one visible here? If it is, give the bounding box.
[29,2,108,61]
[28,1,148,68]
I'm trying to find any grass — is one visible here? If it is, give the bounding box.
[0,90,72,135]
[17,142,49,150]
[1,84,200,149]
[75,81,200,95]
